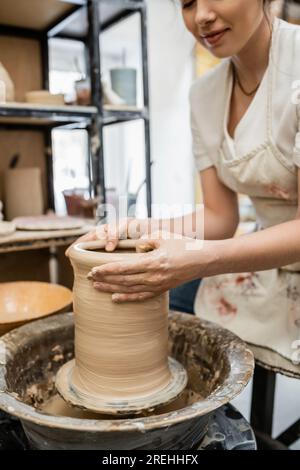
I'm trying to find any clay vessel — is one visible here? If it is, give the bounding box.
[56,240,187,414]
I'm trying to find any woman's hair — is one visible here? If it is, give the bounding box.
[264,0,277,8]
[175,0,278,9]
[264,0,278,8]
[263,0,279,20]
[174,0,279,18]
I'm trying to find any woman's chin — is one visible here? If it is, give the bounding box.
[207,45,236,60]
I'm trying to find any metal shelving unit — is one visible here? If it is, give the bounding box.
[0,0,152,214]
[84,0,152,215]
[0,102,98,126]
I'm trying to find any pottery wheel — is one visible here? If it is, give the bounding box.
[56,357,187,416]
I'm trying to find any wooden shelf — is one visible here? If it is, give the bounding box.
[0,103,146,127]
[0,0,151,214]
[0,103,98,127]
[0,1,144,37]
[0,0,84,32]
[0,223,95,253]
[54,0,144,38]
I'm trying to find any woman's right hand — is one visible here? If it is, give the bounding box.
[68,217,151,253]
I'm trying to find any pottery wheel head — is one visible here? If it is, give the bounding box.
[55,358,188,416]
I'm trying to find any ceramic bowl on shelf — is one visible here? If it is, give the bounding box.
[0,282,72,335]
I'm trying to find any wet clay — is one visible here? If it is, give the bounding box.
[66,240,172,403]
[40,388,204,419]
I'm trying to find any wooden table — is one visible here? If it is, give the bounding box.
[0,223,95,287]
[0,224,95,253]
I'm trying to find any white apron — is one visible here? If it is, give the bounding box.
[194,25,300,367]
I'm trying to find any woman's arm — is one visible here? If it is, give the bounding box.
[199,167,240,239]
[89,169,300,302]
[89,218,300,302]
[205,169,300,276]
[146,167,240,240]
[75,166,238,250]
[204,218,300,277]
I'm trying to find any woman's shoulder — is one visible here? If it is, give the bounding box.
[277,18,300,41]
[275,19,300,78]
[189,61,229,153]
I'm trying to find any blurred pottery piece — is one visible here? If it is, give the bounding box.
[102,79,125,106]
[13,214,84,231]
[75,79,91,106]
[0,282,72,336]
[63,189,98,218]
[0,221,15,237]
[25,91,65,106]
[0,62,15,102]
[110,68,137,106]
[4,168,44,221]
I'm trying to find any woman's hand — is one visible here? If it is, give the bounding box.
[88,231,206,302]
[67,217,151,255]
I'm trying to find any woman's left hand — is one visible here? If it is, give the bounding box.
[87,231,205,302]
